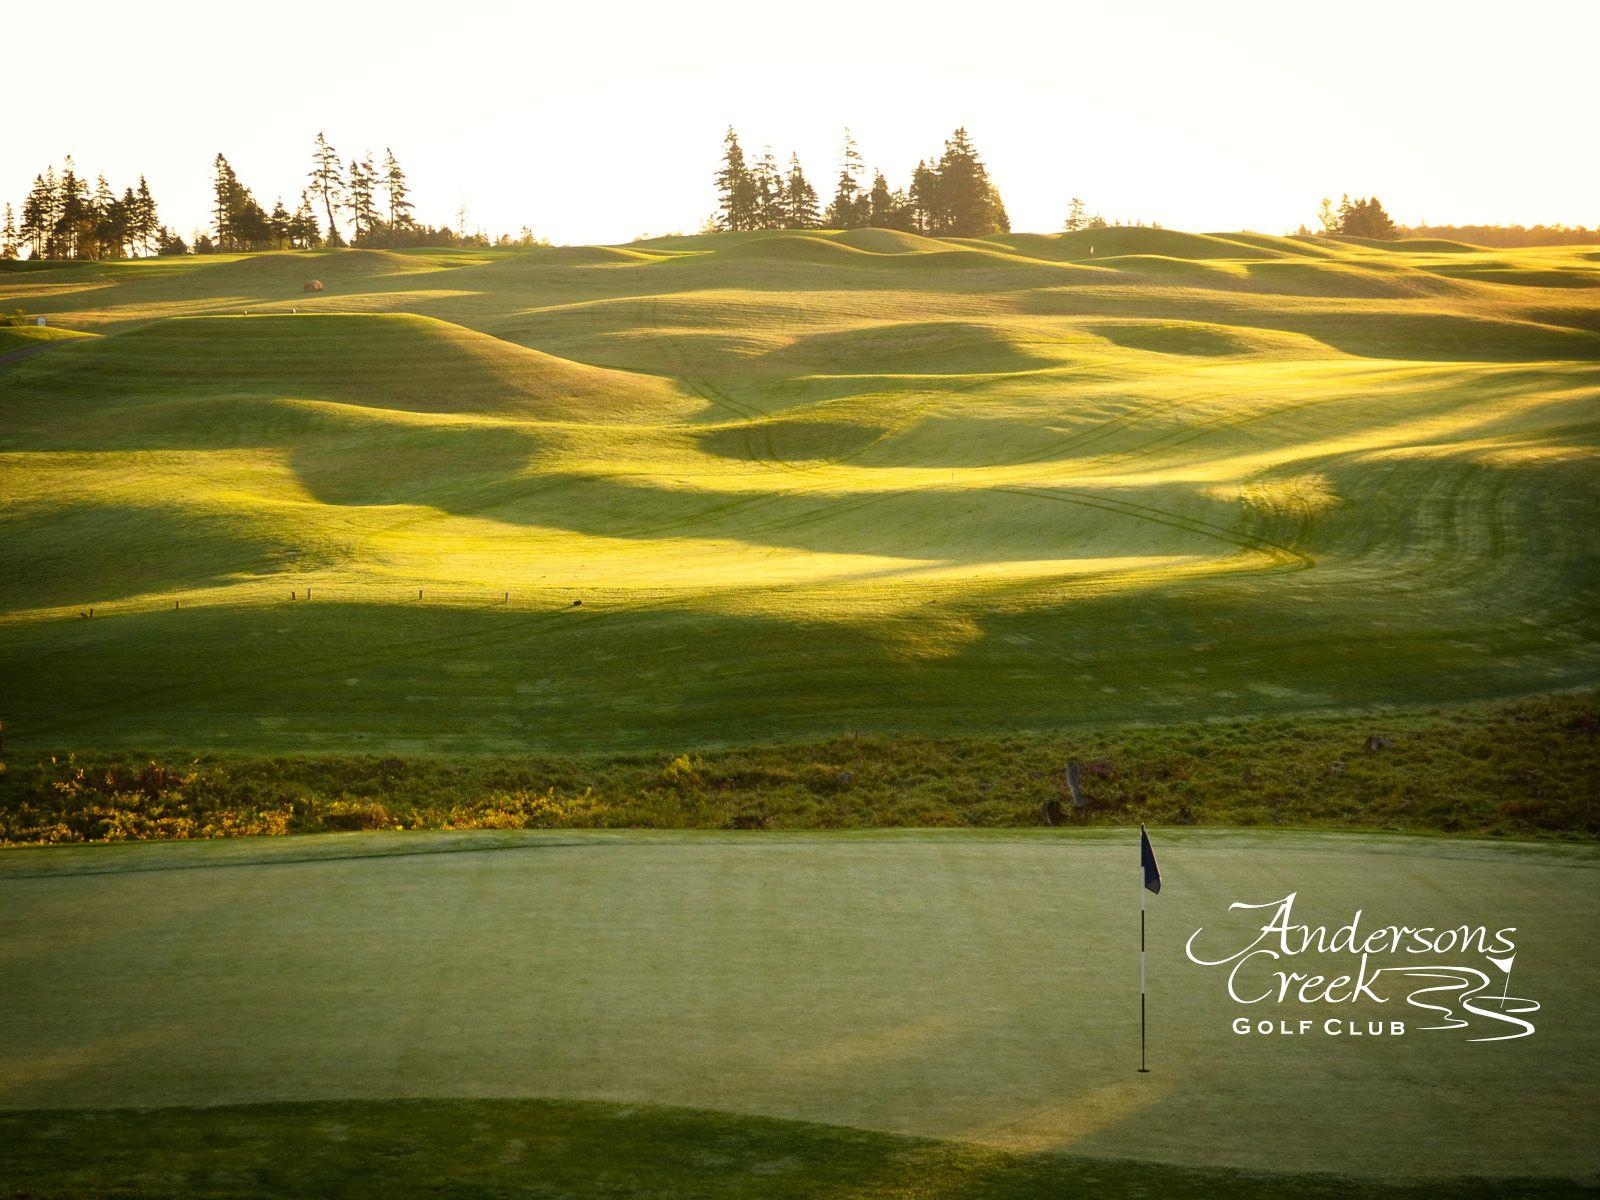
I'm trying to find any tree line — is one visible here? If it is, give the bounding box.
[2,135,502,261]
[1311,194,1399,240]
[712,127,1010,238]
[4,162,168,260]
[203,134,477,253]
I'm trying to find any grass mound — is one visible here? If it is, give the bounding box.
[3,312,692,422]
[1,233,1596,753]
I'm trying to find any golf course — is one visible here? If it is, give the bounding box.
[2,829,1597,1197]
[1,229,1596,752]
[3,230,1599,1197]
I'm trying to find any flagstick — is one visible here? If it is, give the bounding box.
[1139,878,1149,1073]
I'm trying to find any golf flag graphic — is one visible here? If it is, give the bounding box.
[1138,823,1159,1072]
[1141,824,1161,894]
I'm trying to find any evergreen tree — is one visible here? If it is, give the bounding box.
[752,147,784,230]
[268,198,292,249]
[1064,197,1088,232]
[1,203,17,259]
[133,176,158,257]
[868,172,894,227]
[212,154,240,247]
[825,128,867,228]
[20,176,50,258]
[51,160,93,259]
[383,148,414,245]
[347,154,380,244]
[782,153,820,229]
[309,132,345,247]
[156,226,187,256]
[1337,195,1398,239]
[927,127,1006,237]
[291,191,322,249]
[714,127,756,232]
[907,160,937,234]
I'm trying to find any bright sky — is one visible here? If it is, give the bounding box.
[5,0,1595,244]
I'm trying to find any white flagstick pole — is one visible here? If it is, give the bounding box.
[1139,870,1149,1073]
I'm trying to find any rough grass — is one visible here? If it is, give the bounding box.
[3,691,1594,844]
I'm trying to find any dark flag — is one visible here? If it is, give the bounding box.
[1141,823,1161,895]
[1138,824,1159,1072]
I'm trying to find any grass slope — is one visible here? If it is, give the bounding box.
[3,1099,1591,1200]
[2,829,1596,1185]
[1,232,1597,752]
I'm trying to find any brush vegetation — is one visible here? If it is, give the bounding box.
[2,691,1595,844]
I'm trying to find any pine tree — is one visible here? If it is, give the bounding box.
[714,127,756,232]
[1,203,17,260]
[383,148,414,245]
[782,153,820,230]
[309,132,345,247]
[1064,197,1088,232]
[825,128,866,229]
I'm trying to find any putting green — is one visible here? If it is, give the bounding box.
[3,829,1595,1183]
[2,233,1597,752]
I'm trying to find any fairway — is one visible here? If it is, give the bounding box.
[2,829,1596,1189]
[2,231,1598,752]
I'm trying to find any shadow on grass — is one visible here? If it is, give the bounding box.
[0,1099,1590,1200]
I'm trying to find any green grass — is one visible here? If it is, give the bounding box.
[2,829,1596,1191]
[3,691,1595,843]
[1,231,1596,754]
[3,1099,1592,1199]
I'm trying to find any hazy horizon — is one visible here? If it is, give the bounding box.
[4,0,1596,245]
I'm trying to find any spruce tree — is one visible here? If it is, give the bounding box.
[212,154,241,249]
[383,148,414,245]
[753,148,784,230]
[825,128,866,229]
[714,128,756,232]
[309,132,345,247]
[782,153,820,230]
[928,128,1007,237]
[20,176,49,258]
[908,161,936,234]
[134,176,158,257]
[269,198,292,248]
[291,191,322,249]
[347,155,380,244]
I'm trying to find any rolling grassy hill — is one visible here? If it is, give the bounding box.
[1,231,1597,754]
